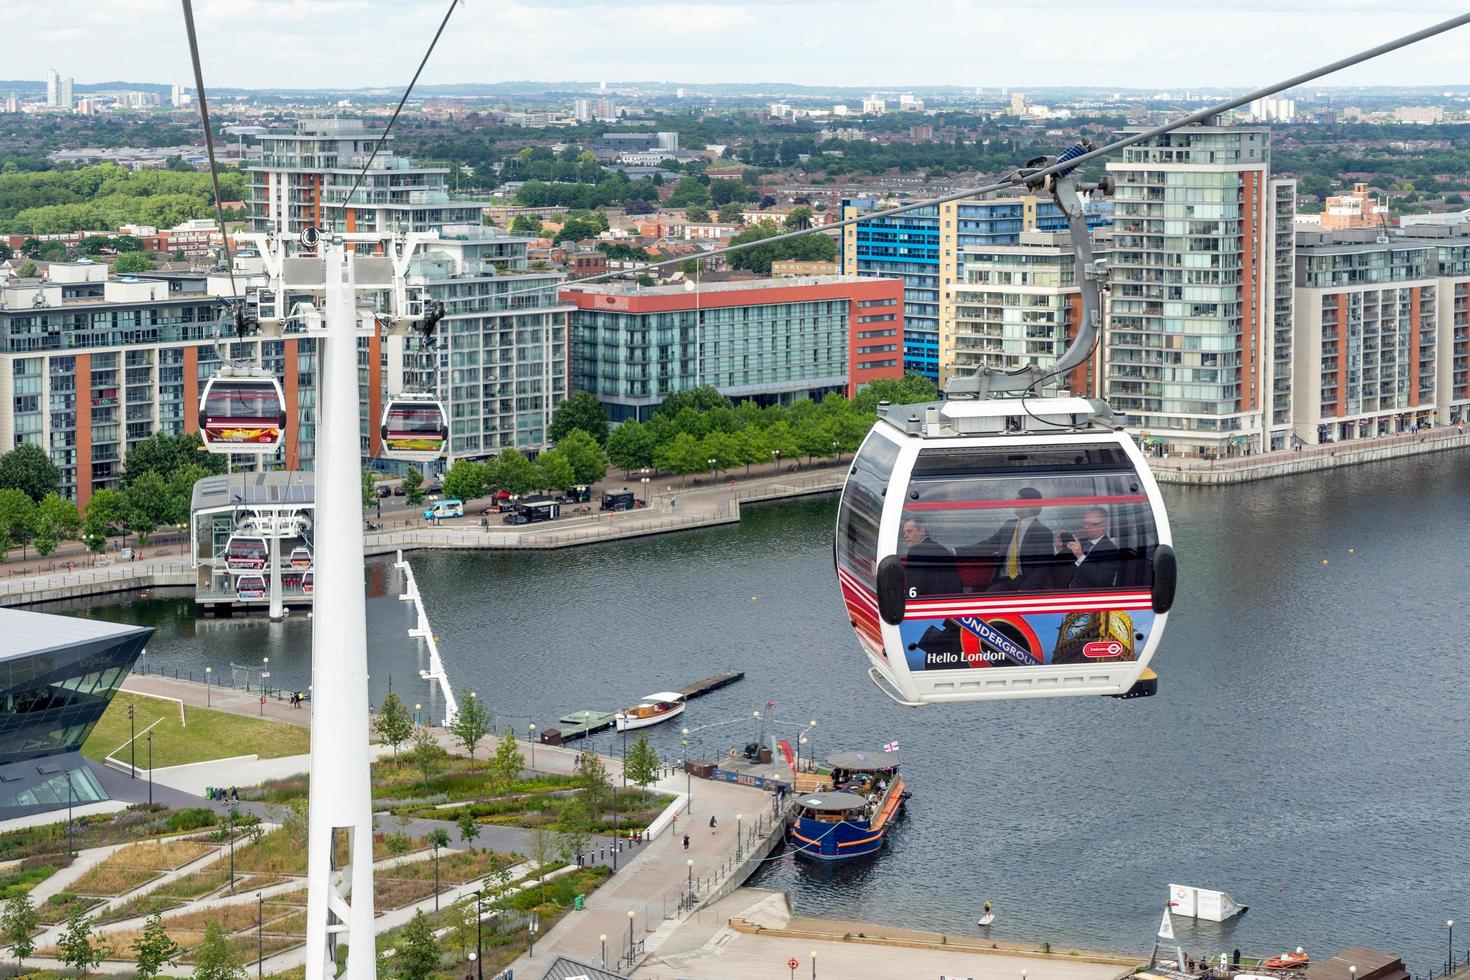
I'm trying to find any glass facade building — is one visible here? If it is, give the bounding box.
[0,610,152,815]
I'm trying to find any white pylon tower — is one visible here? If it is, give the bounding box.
[235,229,438,980]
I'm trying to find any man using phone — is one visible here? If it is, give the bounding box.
[1057,506,1121,589]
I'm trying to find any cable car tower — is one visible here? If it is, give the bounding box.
[230,227,441,980]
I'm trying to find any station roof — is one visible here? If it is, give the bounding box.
[191,472,315,515]
[796,791,867,812]
[0,609,152,663]
[826,750,900,771]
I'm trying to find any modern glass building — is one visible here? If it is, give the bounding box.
[0,610,152,815]
[839,195,1110,382]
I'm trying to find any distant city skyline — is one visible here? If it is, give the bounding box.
[9,0,1470,92]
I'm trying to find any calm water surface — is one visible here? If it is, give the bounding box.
[68,454,1470,969]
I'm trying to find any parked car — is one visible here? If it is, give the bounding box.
[376,484,393,498]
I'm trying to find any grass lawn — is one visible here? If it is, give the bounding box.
[81,691,309,769]
[0,805,216,864]
[430,787,673,831]
[0,855,72,898]
[105,840,215,871]
[68,864,160,898]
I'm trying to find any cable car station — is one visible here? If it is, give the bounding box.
[189,471,315,618]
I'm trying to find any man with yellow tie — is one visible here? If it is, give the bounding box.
[976,486,1057,592]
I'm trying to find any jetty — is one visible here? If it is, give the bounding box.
[541,670,745,743]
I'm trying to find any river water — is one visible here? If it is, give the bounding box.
[65,453,1470,970]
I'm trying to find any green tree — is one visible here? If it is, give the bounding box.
[717,202,744,223]
[654,431,705,482]
[0,443,60,502]
[122,470,170,545]
[410,724,448,786]
[443,460,488,503]
[361,468,377,509]
[556,428,610,486]
[456,810,480,851]
[605,420,655,474]
[527,829,556,904]
[488,729,525,791]
[131,912,181,980]
[402,467,425,506]
[549,391,609,445]
[374,691,414,758]
[509,214,543,235]
[191,921,245,980]
[121,431,221,486]
[783,205,814,230]
[624,734,661,790]
[112,252,155,274]
[726,220,835,275]
[0,489,37,560]
[684,205,710,223]
[57,909,107,977]
[555,792,594,863]
[535,448,576,493]
[164,463,210,526]
[394,910,441,980]
[446,690,492,759]
[852,373,939,414]
[576,751,612,819]
[490,449,537,496]
[654,387,731,417]
[15,260,38,278]
[698,430,740,476]
[1,893,38,969]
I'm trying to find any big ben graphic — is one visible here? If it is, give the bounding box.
[1052,611,1136,664]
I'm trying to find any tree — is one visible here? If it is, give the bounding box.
[624,734,661,790]
[57,909,107,977]
[0,490,37,560]
[443,460,488,503]
[122,432,221,487]
[555,792,594,864]
[654,432,706,482]
[509,214,543,235]
[122,471,170,545]
[535,449,576,493]
[112,252,155,274]
[783,206,814,230]
[1,893,38,969]
[852,373,939,414]
[490,449,537,496]
[576,751,612,819]
[684,205,710,223]
[725,220,835,275]
[131,912,181,980]
[556,428,610,486]
[446,690,492,759]
[374,691,414,758]
[605,420,655,474]
[654,387,731,417]
[164,464,210,526]
[410,724,448,786]
[0,443,60,502]
[16,260,38,278]
[394,910,441,980]
[528,828,556,904]
[717,202,744,224]
[402,467,425,506]
[456,810,481,851]
[361,468,377,509]
[549,391,609,445]
[191,921,246,980]
[488,729,525,792]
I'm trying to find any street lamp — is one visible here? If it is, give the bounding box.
[414,703,422,725]
[707,457,716,480]
[600,934,608,970]
[528,723,536,768]
[1450,920,1456,971]
[205,666,212,706]
[772,448,782,472]
[681,728,692,812]
[259,657,269,715]
[640,475,649,504]
[257,892,264,980]
[628,909,636,962]
[811,950,818,980]
[798,735,808,773]
[736,813,743,851]
[147,731,153,805]
[472,889,483,980]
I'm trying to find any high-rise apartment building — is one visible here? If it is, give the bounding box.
[247,120,483,237]
[45,70,58,107]
[950,230,1106,398]
[840,195,1109,381]
[1291,225,1470,443]
[1105,122,1296,456]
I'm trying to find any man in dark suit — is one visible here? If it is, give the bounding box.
[1057,506,1121,589]
[900,516,962,598]
[974,487,1057,592]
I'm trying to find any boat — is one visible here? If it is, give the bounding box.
[614,692,686,732]
[1263,953,1310,970]
[788,750,908,860]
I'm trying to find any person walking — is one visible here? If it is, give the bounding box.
[682,834,690,851]
[709,814,718,834]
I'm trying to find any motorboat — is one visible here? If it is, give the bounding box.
[614,692,686,732]
[789,750,908,860]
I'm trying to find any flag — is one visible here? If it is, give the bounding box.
[777,740,795,770]
[883,740,900,753]
[1157,905,1175,940]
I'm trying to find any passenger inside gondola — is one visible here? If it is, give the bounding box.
[900,516,961,598]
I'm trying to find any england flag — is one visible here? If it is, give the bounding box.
[883,740,900,752]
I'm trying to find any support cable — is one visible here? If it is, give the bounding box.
[333,0,463,232]
[484,9,1470,307]
[179,0,239,304]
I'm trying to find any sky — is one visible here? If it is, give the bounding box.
[8,0,1470,93]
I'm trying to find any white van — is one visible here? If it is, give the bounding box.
[423,499,464,520]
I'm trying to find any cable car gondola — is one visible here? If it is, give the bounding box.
[288,547,312,569]
[833,150,1176,707]
[236,574,266,600]
[379,393,448,462]
[301,571,314,595]
[199,372,287,455]
[223,535,268,572]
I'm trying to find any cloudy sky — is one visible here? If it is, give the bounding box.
[9,0,1470,91]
